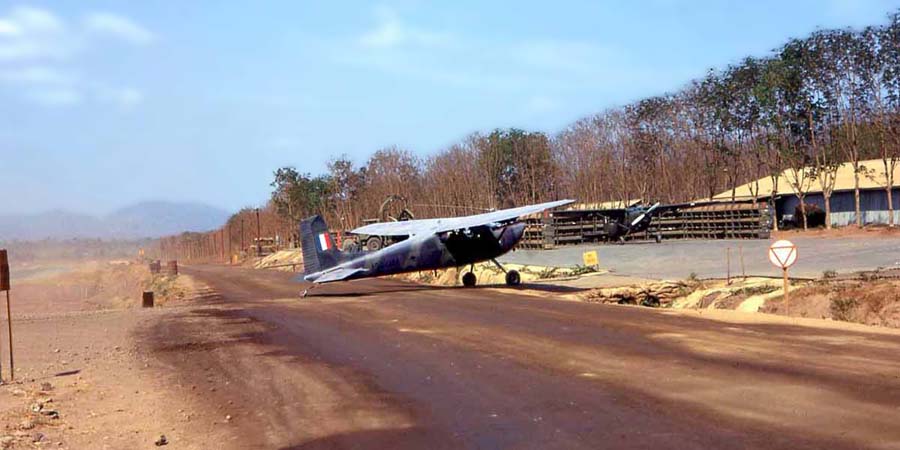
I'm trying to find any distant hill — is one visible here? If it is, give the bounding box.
[0,201,231,240]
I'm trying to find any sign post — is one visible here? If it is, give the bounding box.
[768,240,798,308]
[582,250,599,270]
[0,249,12,381]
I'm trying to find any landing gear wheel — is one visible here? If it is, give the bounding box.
[365,236,383,252]
[462,272,477,288]
[505,270,521,286]
[654,233,662,244]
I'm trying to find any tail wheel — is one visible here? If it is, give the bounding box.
[505,270,521,286]
[365,236,383,252]
[462,272,477,288]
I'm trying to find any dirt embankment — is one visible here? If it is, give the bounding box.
[581,275,900,329]
[763,279,900,327]
[1,261,220,449]
[11,260,195,315]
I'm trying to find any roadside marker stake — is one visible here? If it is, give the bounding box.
[768,240,798,310]
[726,247,732,285]
[0,249,12,382]
[739,245,746,279]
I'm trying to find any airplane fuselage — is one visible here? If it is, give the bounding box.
[305,222,526,283]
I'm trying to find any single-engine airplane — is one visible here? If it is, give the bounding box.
[298,199,574,296]
[600,202,661,243]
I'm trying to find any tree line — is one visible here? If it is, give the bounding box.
[159,11,900,261]
[272,12,900,231]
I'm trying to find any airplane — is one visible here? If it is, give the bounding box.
[297,199,574,296]
[599,202,662,243]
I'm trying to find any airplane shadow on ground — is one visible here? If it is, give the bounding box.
[307,285,456,298]
[306,282,586,298]
[278,427,457,450]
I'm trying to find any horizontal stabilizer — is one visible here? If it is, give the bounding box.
[309,267,368,284]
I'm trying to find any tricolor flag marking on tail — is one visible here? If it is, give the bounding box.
[318,233,333,250]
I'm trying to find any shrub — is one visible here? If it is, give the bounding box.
[569,265,598,276]
[830,297,858,321]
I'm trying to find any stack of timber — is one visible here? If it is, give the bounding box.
[650,202,773,240]
[519,201,772,249]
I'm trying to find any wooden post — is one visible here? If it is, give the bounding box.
[739,245,746,279]
[142,291,154,308]
[1,249,13,381]
[783,268,789,307]
[166,261,178,276]
[256,208,262,256]
[5,290,11,380]
[726,247,731,285]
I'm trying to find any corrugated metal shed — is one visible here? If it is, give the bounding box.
[713,159,900,200]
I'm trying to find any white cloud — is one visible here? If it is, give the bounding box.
[83,12,154,45]
[513,40,617,73]
[0,66,74,84]
[9,6,64,34]
[96,86,143,108]
[0,6,73,61]
[359,6,453,49]
[0,19,21,36]
[525,95,561,114]
[343,6,633,96]
[27,87,82,106]
[0,6,154,109]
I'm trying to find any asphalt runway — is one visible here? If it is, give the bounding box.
[501,236,900,279]
[145,265,900,449]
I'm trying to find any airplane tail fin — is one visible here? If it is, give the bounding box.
[299,215,342,275]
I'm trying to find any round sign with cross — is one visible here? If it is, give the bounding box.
[768,240,797,269]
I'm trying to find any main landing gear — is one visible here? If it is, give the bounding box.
[462,271,477,288]
[460,260,521,288]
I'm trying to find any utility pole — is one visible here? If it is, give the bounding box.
[256,208,262,256]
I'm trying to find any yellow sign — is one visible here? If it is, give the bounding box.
[582,250,599,267]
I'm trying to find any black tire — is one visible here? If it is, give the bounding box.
[365,236,383,252]
[462,272,477,288]
[505,270,521,286]
[654,233,662,244]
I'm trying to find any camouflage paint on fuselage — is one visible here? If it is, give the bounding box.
[304,222,526,283]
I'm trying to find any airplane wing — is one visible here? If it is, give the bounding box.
[351,199,575,237]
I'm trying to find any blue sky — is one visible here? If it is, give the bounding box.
[2,0,900,215]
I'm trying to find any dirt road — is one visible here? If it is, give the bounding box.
[147,265,900,449]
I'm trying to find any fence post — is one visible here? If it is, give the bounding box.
[726,247,732,285]
[142,291,154,308]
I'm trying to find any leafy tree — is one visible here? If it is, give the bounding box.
[270,167,331,222]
